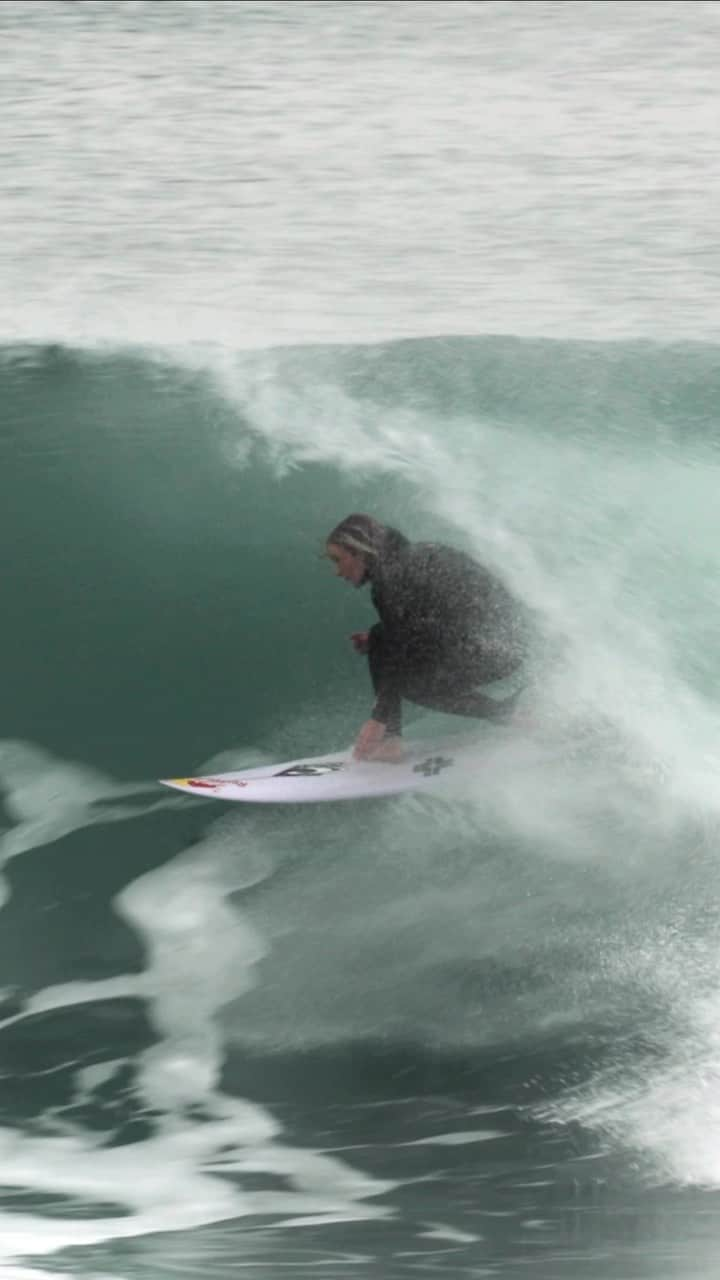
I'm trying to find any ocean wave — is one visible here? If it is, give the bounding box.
[2,330,720,1204]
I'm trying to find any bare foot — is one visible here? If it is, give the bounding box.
[364,737,405,763]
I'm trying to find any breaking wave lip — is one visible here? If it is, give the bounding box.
[4,329,720,420]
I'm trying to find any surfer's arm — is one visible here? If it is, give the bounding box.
[367,553,446,733]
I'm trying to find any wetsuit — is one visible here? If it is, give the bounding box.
[366,529,529,735]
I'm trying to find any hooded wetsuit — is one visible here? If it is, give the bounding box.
[366,529,529,735]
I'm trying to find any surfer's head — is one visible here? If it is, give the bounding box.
[325,513,386,586]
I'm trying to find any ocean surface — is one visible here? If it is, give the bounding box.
[2,2,720,1276]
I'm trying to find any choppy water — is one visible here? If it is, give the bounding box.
[2,3,720,1277]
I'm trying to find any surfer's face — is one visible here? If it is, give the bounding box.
[326,542,367,587]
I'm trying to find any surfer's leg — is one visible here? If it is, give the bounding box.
[434,684,522,722]
[400,664,525,724]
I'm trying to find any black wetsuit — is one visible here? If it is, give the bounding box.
[366,529,529,735]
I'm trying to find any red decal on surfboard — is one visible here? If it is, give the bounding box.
[186,777,249,790]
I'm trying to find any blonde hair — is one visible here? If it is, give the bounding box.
[326,513,387,559]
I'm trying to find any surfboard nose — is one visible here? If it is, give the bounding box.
[159,776,225,794]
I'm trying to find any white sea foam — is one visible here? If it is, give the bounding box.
[0,804,395,1267]
[1,0,718,348]
[0,739,179,907]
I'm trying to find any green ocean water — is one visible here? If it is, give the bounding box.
[2,335,720,1280]
[3,1,720,1276]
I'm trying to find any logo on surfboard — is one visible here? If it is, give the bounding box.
[412,755,454,778]
[274,761,346,777]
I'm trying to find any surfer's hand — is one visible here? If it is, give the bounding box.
[351,631,370,654]
[353,718,386,759]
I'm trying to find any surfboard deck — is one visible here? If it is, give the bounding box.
[160,736,482,804]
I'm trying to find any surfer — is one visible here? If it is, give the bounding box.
[326,514,530,762]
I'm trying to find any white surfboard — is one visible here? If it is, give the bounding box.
[160,736,484,804]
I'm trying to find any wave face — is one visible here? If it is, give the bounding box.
[1,334,720,1278]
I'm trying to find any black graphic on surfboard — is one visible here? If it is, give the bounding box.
[274,762,346,778]
[412,756,454,778]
